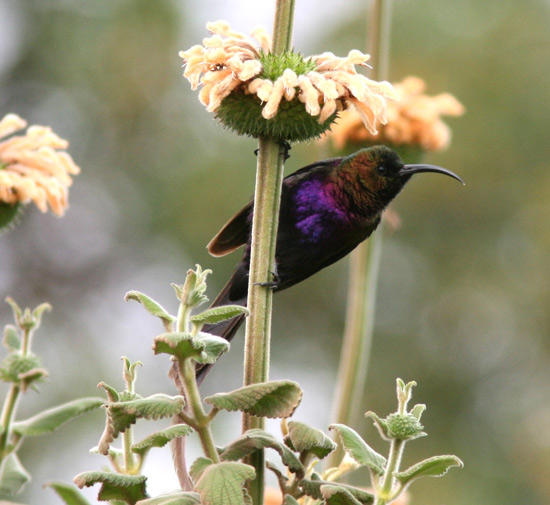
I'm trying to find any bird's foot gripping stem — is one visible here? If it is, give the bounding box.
[254,271,280,290]
[253,140,291,161]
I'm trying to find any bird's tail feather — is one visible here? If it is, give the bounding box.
[196,268,247,383]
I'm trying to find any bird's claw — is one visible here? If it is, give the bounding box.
[280,140,291,161]
[254,270,279,290]
[255,281,278,289]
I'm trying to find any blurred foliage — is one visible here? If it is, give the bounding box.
[0,0,548,504]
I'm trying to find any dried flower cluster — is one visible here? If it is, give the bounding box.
[328,76,464,151]
[0,114,80,216]
[180,21,396,135]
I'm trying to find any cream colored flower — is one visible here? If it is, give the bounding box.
[328,76,464,151]
[179,21,396,136]
[0,114,80,216]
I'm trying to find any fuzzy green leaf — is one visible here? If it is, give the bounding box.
[396,455,463,487]
[12,397,103,437]
[5,297,22,326]
[195,462,255,505]
[136,492,201,505]
[46,481,94,505]
[125,291,176,328]
[329,424,386,475]
[0,453,30,496]
[364,411,390,440]
[220,429,303,475]
[18,367,48,392]
[3,325,20,351]
[286,421,336,459]
[99,394,185,454]
[190,306,248,325]
[98,381,119,402]
[132,424,193,456]
[410,404,426,421]
[153,332,204,361]
[193,333,230,365]
[189,457,213,483]
[205,381,302,418]
[301,479,373,504]
[74,471,147,505]
[31,302,51,329]
[320,485,363,505]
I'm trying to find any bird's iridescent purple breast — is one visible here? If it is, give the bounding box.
[292,178,350,243]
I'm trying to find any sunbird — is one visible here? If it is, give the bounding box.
[198,145,463,380]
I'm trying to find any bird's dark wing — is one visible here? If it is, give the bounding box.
[275,217,381,291]
[207,201,252,257]
[206,157,342,257]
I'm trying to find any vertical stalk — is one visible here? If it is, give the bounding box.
[374,438,405,505]
[331,234,382,426]
[0,326,30,460]
[123,364,136,473]
[329,0,393,457]
[242,2,295,503]
[0,384,20,459]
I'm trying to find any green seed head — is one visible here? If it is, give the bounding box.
[386,413,424,440]
[0,353,42,383]
[215,91,337,142]
[215,51,337,142]
[0,202,24,235]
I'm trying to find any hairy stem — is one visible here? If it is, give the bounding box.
[181,359,219,463]
[374,438,405,505]
[0,325,30,461]
[329,0,393,455]
[0,384,20,460]
[242,2,295,503]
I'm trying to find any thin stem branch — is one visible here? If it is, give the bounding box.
[329,0,393,454]
[0,384,20,460]
[0,325,29,461]
[181,359,220,463]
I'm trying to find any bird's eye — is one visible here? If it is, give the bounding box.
[377,165,386,175]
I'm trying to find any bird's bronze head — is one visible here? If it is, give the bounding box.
[341,145,464,208]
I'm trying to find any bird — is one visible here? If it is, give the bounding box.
[198,144,463,380]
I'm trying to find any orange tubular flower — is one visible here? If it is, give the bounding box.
[328,76,464,151]
[0,114,80,216]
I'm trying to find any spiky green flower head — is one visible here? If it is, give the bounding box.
[0,201,24,235]
[180,21,397,143]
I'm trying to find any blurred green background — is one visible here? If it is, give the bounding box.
[0,0,548,504]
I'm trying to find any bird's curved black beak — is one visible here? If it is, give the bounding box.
[399,164,465,185]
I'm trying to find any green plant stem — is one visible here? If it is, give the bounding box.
[242,136,286,505]
[122,428,136,473]
[0,384,20,460]
[123,363,137,473]
[176,304,191,333]
[375,438,405,505]
[242,3,295,503]
[329,0,393,462]
[21,326,32,356]
[181,359,219,463]
[0,325,30,461]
